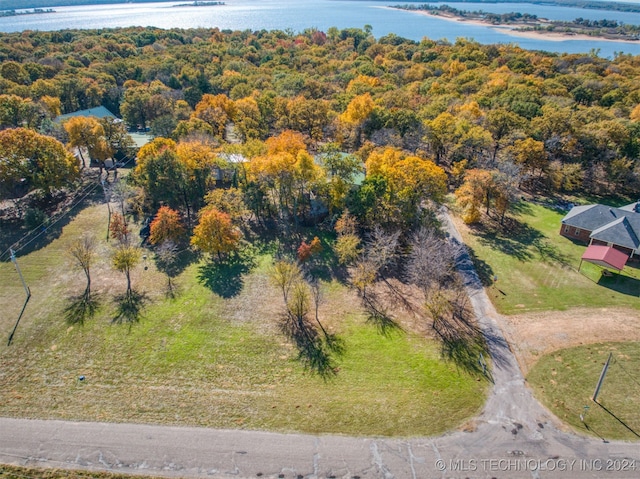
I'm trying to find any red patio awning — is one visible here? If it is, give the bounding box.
[581,244,629,271]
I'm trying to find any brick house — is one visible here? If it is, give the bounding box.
[560,201,640,259]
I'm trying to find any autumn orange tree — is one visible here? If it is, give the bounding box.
[109,212,129,244]
[149,206,184,246]
[190,207,241,260]
[297,236,322,262]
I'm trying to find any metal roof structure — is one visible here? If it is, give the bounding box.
[580,244,629,271]
[55,106,118,123]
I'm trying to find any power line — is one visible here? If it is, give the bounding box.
[0,179,101,261]
[1,156,136,262]
[613,356,640,390]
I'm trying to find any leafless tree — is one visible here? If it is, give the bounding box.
[111,179,136,220]
[307,276,330,339]
[155,240,179,297]
[406,227,463,295]
[68,233,97,298]
[365,226,400,273]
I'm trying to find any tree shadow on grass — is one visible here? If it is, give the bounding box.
[112,290,147,327]
[197,249,257,298]
[474,217,546,263]
[509,199,534,216]
[64,292,101,325]
[434,309,492,379]
[532,237,570,266]
[153,245,199,299]
[476,230,533,262]
[279,313,342,380]
[362,292,404,337]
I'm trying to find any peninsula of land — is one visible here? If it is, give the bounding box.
[394,4,640,43]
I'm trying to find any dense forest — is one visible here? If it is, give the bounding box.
[2,26,640,207]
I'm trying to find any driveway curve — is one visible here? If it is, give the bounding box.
[1,209,638,479]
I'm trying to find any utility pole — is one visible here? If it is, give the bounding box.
[592,352,613,403]
[8,248,32,346]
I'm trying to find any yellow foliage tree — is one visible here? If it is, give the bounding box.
[232,96,263,140]
[191,207,241,260]
[346,75,382,94]
[193,93,236,138]
[364,147,446,225]
[339,93,375,126]
[455,169,495,224]
[265,129,307,156]
[63,115,108,169]
[0,127,79,197]
[134,137,177,176]
[510,137,547,177]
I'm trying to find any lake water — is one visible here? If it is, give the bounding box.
[2,0,640,57]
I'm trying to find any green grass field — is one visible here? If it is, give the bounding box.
[0,464,153,479]
[0,202,487,437]
[527,342,640,441]
[459,201,640,315]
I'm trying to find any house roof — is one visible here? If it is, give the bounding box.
[590,216,640,250]
[581,244,629,271]
[562,204,624,230]
[562,203,640,251]
[619,201,640,213]
[55,106,118,123]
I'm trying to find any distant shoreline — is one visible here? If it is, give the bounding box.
[394,8,640,44]
[172,1,224,7]
[0,8,55,17]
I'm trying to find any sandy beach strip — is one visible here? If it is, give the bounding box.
[387,7,640,44]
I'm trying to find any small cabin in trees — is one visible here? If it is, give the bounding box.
[560,201,640,260]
